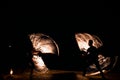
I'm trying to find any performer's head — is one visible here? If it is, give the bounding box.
[88,40,93,46]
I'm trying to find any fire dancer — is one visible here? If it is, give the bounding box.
[82,40,106,79]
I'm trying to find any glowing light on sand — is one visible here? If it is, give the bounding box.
[86,70,106,76]
[10,68,13,75]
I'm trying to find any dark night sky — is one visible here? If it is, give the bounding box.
[0,16,120,73]
[9,16,120,54]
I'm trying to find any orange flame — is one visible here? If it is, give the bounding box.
[75,33,103,52]
[10,69,13,75]
[29,33,59,55]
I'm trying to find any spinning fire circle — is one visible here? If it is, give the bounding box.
[29,33,59,72]
[75,33,118,76]
[28,32,118,76]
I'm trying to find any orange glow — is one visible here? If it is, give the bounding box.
[86,70,106,76]
[75,33,103,52]
[29,33,59,72]
[29,33,59,55]
[10,68,13,75]
[75,33,110,76]
[32,55,48,71]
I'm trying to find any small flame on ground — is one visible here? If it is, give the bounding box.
[10,68,13,75]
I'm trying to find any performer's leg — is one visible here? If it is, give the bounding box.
[95,61,106,79]
[82,60,88,76]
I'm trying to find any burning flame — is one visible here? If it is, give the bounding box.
[10,69,13,75]
[75,33,111,76]
[29,33,60,72]
[29,33,59,55]
[32,54,48,72]
[75,33,103,52]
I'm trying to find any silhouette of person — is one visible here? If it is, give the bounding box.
[82,40,106,79]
